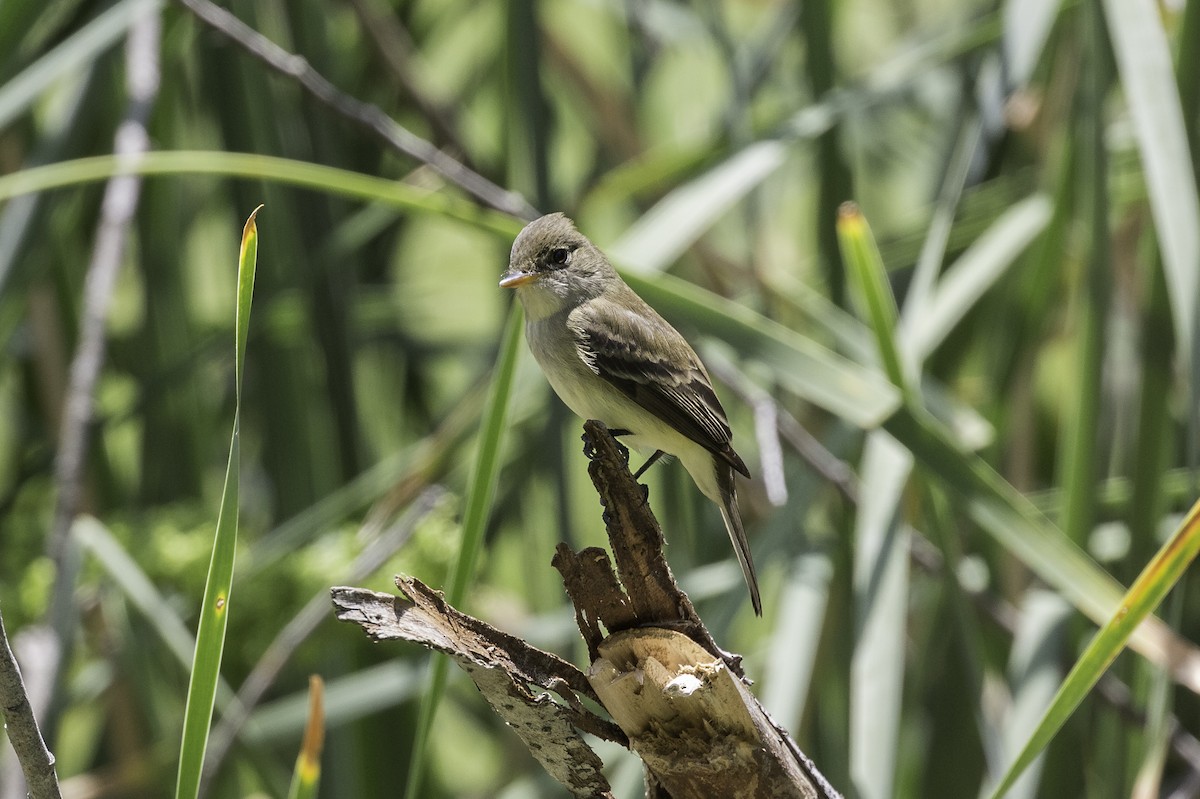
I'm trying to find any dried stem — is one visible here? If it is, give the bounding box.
[0,609,62,799]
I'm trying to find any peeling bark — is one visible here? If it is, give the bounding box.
[332,420,841,799]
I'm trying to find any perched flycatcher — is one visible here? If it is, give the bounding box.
[500,213,761,616]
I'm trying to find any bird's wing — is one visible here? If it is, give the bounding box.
[569,294,750,477]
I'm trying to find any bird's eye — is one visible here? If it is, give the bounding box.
[548,247,571,266]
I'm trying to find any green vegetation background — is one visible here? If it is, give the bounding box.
[2,0,1200,797]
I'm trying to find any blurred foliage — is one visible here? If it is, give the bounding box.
[2,0,1200,797]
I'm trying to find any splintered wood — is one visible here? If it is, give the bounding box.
[331,420,840,799]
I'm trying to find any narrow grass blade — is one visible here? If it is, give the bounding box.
[900,116,982,326]
[0,151,521,238]
[607,140,788,273]
[175,206,260,799]
[985,499,1200,799]
[835,203,1200,699]
[762,551,832,730]
[836,203,908,394]
[626,271,901,428]
[1101,0,1200,370]
[850,434,912,799]
[1003,0,1063,88]
[245,662,422,743]
[833,203,911,799]
[403,304,523,799]
[992,590,1071,799]
[286,676,325,799]
[0,152,899,429]
[908,194,1052,360]
[0,0,161,130]
[886,407,1200,691]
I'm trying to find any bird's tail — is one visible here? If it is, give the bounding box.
[717,468,762,616]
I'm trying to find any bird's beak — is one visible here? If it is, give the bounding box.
[499,269,537,288]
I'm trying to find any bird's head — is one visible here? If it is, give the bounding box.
[500,213,616,318]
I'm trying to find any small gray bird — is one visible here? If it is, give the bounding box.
[500,213,761,615]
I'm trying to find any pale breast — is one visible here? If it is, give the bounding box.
[526,314,703,467]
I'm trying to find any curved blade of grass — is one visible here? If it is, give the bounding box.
[175,206,260,799]
[1,152,900,432]
[1101,0,1200,372]
[403,303,523,799]
[0,0,161,130]
[837,203,909,393]
[0,151,521,239]
[73,517,234,703]
[908,194,1052,361]
[0,151,899,429]
[286,676,325,799]
[836,204,1200,692]
[886,407,1200,692]
[985,499,1200,799]
[626,271,900,428]
[607,140,788,273]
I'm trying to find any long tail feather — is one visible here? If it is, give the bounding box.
[717,468,762,616]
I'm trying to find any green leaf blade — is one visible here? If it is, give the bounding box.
[174,207,260,799]
[986,499,1200,798]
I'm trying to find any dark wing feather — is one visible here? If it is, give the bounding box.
[570,295,750,478]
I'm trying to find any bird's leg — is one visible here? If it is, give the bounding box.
[632,450,665,480]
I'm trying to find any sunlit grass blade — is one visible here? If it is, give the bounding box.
[833,203,1200,695]
[245,661,421,744]
[762,552,832,730]
[1003,0,1062,88]
[403,303,523,799]
[907,194,1052,360]
[175,206,260,799]
[833,203,911,799]
[996,590,1071,799]
[626,270,900,428]
[286,676,325,799]
[0,151,521,238]
[985,498,1200,799]
[0,151,902,431]
[836,202,908,394]
[607,140,787,273]
[1101,0,1200,372]
[885,408,1200,690]
[73,516,235,705]
[850,434,911,799]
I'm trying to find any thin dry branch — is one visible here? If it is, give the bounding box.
[174,0,538,221]
[49,10,160,561]
[28,17,160,797]
[0,609,62,799]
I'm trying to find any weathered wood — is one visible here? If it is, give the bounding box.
[332,420,841,799]
[331,580,622,799]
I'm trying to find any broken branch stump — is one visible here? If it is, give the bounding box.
[332,420,840,799]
